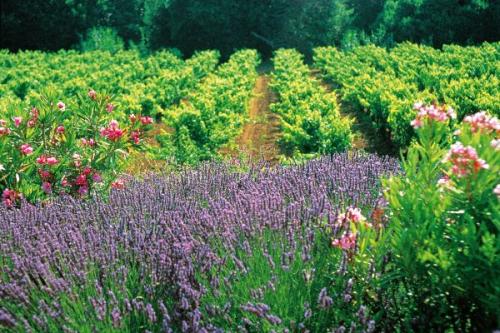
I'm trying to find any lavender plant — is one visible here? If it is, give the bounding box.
[0,153,399,332]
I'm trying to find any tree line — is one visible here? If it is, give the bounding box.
[1,0,498,56]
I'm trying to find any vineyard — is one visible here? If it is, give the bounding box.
[1,41,499,332]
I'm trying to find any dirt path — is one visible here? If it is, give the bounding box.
[234,75,281,163]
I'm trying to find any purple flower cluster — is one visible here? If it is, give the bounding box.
[0,153,399,331]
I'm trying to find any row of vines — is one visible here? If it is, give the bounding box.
[313,42,500,149]
[269,49,353,159]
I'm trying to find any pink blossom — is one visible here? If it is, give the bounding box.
[140,116,154,125]
[100,120,124,142]
[463,112,500,134]
[41,182,52,194]
[494,184,500,198]
[46,157,59,166]
[491,139,500,151]
[36,155,47,164]
[61,178,70,187]
[410,119,423,129]
[38,169,51,180]
[346,207,363,222]
[13,117,22,127]
[130,130,141,144]
[57,101,66,111]
[444,142,489,177]
[111,179,125,190]
[88,89,97,100]
[106,103,114,113]
[0,119,6,126]
[20,144,33,155]
[332,233,357,250]
[81,138,96,147]
[129,114,137,123]
[411,102,455,129]
[75,174,87,186]
[56,125,65,134]
[2,189,19,207]
[0,126,11,136]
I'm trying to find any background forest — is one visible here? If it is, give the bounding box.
[1,0,499,56]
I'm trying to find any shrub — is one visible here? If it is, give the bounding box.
[381,103,499,331]
[0,89,153,205]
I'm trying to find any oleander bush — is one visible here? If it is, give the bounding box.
[381,103,499,331]
[270,49,353,159]
[314,42,500,149]
[0,90,153,205]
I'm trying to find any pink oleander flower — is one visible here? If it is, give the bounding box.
[88,89,97,100]
[57,101,66,111]
[20,144,33,155]
[491,139,500,151]
[36,155,47,165]
[41,182,52,194]
[0,126,11,136]
[337,207,365,225]
[140,116,154,125]
[463,111,500,134]
[13,117,22,127]
[444,142,489,177]
[61,178,70,187]
[100,120,124,142]
[494,184,500,198]
[31,107,39,118]
[129,114,137,123]
[56,125,65,134]
[2,188,19,207]
[83,167,92,176]
[111,179,125,190]
[46,157,59,166]
[75,174,87,186]
[81,138,96,147]
[130,130,141,144]
[38,169,51,180]
[106,103,114,113]
[332,233,357,250]
[411,102,456,129]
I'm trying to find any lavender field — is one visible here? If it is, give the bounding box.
[1,154,400,332]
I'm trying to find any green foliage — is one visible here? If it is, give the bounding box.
[164,49,261,164]
[80,27,125,53]
[0,89,153,204]
[270,49,352,158]
[2,0,498,55]
[381,110,500,331]
[0,49,219,120]
[314,42,500,149]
